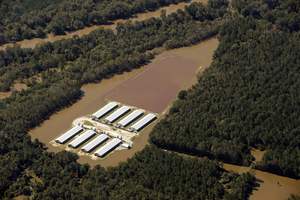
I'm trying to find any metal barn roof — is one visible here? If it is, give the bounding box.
[130,113,157,131]
[92,102,118,119]
[55,126,83,144]
[81,134,109,153]
[94,138,121,157]
[105,106,130,123]
[117,109,144,127]
[68,130,96,148]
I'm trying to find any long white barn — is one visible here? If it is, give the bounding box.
[55,126,83,144]
[105,106,130,123]
[68,130,96,148]
[94,138,121,157]
[117,109,144,127]
[130,113,157,132]
[92,102,118,119]
[81,134,109,153]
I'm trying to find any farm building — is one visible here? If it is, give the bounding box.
[94,138,122,157]
[129,113,157,132]
[55,126,83,144]
[116,109,144,127]
[92,102,118,119]
[68,130,96,148]
[81,134,109,153]
[104,106,130,123]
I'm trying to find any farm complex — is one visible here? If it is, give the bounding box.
[51,101,158,159]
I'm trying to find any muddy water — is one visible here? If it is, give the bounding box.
[0,0,207,51]
[223,164,300,200]
[106,56,198,113]
[106,38,218,113]
[30,38,219,168]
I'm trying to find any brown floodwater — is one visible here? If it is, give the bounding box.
[106,38,218,113]
[0,0,207,51]
[223,164,300,200]
[106,56,198,113]
[29,37,219,168]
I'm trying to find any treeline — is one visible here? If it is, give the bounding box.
[150,1,300,178]
[4,146,256,200]
[0,1,227,92]
[0,0,188,45]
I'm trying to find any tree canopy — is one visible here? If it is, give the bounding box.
[150,0,300,178]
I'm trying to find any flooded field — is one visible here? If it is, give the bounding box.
[223,164,300,200]
[30,37,218,167]
[106,56,197,113]
[106,38,217,113]
[0,0,207,51]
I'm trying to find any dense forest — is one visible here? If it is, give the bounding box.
[0,1,258,199]
[151,0,300,178]
[3,146,256,200]
[0,0,189,44]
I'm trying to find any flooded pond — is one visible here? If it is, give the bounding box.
[29,37,219,167]
[0,0,207,51]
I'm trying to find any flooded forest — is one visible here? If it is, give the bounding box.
[0,0,299,200]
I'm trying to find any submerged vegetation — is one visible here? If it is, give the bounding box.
[0,0,191,44]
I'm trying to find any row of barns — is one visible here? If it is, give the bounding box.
[55,126,122,157]
[54,102,157,157]
[92,101,157,132]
